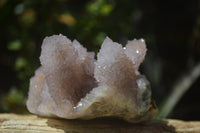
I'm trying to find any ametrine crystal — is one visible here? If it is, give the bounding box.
[27,34,158,123]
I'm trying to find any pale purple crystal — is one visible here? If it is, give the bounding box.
[26,34,158,123]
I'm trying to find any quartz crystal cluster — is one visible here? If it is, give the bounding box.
[27,34,158,123]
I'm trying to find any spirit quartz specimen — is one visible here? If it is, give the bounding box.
[27,34,158,123]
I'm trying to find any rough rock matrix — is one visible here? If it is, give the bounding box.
[27,34,158,123]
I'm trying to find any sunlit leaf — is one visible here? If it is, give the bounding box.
[57,13,76,26]
[1,87,25,112]
[100,5,113,16]
[7,40,22,51]
[87,0,113,16]
[15,57,28,71]
[86,0,104,15]
[20,8,36,26]
[6,88,24,105]
[95,32,106,45]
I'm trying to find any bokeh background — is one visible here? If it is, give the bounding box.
[0,0,200,120]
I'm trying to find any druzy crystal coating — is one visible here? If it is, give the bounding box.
[27,34,158,123]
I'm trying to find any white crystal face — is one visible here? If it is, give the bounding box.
[26,34,158,123]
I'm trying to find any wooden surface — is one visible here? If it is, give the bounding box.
[0,114,200,133]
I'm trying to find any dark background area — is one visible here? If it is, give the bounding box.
[0,0,200,120]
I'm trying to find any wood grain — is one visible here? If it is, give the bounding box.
[0,114,200,133]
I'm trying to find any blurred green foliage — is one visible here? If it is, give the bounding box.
[0,0,200,120]
[7,40,22,51]
[1,88,26,113]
